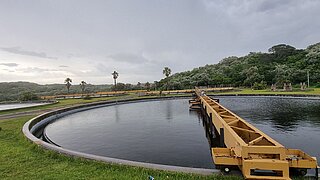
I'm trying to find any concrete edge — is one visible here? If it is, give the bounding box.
[22,96,220,175]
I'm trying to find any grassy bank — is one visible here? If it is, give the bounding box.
[0,116,241,179]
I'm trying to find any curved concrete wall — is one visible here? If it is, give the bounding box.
[23,96,219,175]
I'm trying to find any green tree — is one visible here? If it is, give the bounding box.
[163,67,171,78]
[153,81,158,90]
[112,71,119,90]
[114,42,320,89]
[64,78,72,94]
[145,82,150,91]
[273,64,292,86]
[114,83,125,91]
[19,91,39,101]
[191,73,210,86]
[79,81,87,94]
[163,67,171,90]
[268,44,296,56]
[243,66,263,87]
[137,82,141,90]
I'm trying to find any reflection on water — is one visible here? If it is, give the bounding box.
[114,105,120,123]
[165,100,173,121]
[215,96,320,131]
[45,97,320,167]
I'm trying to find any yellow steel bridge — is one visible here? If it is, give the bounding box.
[190,87,318,180]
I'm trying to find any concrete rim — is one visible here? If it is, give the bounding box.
[22,96,219,175]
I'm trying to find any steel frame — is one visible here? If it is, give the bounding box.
[192,87,318,180]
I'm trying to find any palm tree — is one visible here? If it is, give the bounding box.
[112,71,119,91]
[163,67,171,78]
[163,67,171,90]
[64,78,72,94]
[154,81,158,91]
[137,82,141,90]
[145,82,150,91]
[80,81,87,94]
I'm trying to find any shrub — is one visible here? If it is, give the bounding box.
[83,95,92,100]
[314,82,320,88]
[19,92,40,101]
[253,81,267,90]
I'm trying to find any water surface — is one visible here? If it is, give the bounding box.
[0,103,48,111]
[45,97,320,168]
[45,99,214,168]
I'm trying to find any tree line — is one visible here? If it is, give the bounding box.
[64,42,320,92]
[157,43,320,90]
[63,67,172,93]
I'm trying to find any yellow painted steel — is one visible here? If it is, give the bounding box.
[192,87,318,180]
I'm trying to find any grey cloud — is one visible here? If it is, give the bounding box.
[202,0,299,16]
[255,0,294,13]
[0,47,57,59]
[0,63,19,67]
[18,67,60,73]
[95,63,112,74]
[59,65,69,68]
[108,53,150,64]
[2,69,15,72]
[0,0,320,84]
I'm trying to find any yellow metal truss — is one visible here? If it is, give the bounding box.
[192,87,318,180]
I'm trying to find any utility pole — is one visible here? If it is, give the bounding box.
[307,70,310,88]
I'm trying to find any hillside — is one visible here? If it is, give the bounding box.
[158,43,320,90]
[1,42,320,101]
[0,82,112,101]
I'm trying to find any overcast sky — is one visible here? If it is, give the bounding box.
[0,0,320,85]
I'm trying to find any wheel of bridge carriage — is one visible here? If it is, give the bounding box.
[298,168,307,176]
[221,166,231,173]
[291,168,308,176]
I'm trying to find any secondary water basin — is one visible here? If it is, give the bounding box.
[0,102,49,111]
[44,97,320,168]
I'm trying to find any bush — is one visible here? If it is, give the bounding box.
[314,82,320,88]
[19,92,40,101]
[83,95,92,100]
[253,81,267,90]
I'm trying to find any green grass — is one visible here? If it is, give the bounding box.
[0,116,241,180]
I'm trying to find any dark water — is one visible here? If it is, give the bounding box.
[215,96,320,164]
[45,97,320,168]
[45,99,215,168]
